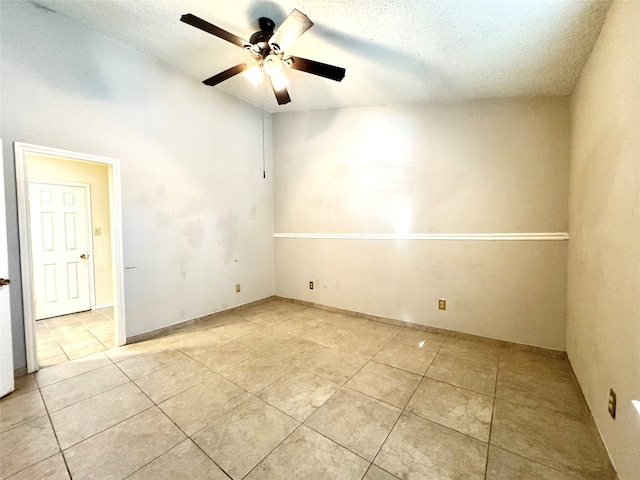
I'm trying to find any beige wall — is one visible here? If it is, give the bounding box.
[26,154,113,307]
[567,1,640,478]
[2,2,275,369]
[274,97,570,350]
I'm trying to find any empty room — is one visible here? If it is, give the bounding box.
[0,1,638,479]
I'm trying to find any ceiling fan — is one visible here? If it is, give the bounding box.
[180,9,346,105]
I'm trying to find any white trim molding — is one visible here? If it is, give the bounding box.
[14,142,127,373]
[274,232,569,241]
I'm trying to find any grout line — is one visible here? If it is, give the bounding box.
[488,445,585,479]
[484,351,500,479]
[34,381,73,478]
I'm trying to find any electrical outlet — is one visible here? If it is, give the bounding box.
[608,389,617,419]
[438,299,446,310]
[236,284,241,293]
[309,281,314,290]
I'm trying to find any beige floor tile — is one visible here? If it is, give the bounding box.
[208,319,259,339]
[439,337,500,366]
[363,465,401,480]
[234,329,286,351]
[38,353,70,368]
[36,332,59,345]
[193,340,258,371]
[96,335,117,350]
[496,368,585,419]
[393,329,447,349]
[62,337,106,361]
[499,349,572,381]
[219,353,294,394]
[41,364,129,412]
[295,324,350,346]
[116,347,188,380]
[36,352,112,388]
[491,400,613,479]
[105,340,167,363]
[242,310,285,326]
[134,358,213,404]
[167,329,230,352]
[331,331,390,358]
[159,373,251,436]
[406,377,493,441]
[86,319,114,337]
[64,407,185,480]
[37,344,67,361]
[0,389,47,433]
[265,317,314,337]
[0,416,60,479]
[286,307,326,323]
[375,412,487,480]
[246,425,369,480]
[305,387,401,461]
[4,453,69,480]
[59,335,103,351]
[50,382,153,449]
[373,340,438,375]
[259,369,340,421]
[90,317,114,328]
[300,348,368,384]
[264,337,324,366]
[426,353,498,396]
[486,446,578,480]
[48,327,95,344]
[3,374,38,400]
[346,361,421,408]
[126,439,229,480]
[193,396,299,479]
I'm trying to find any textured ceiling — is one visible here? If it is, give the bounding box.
[29,0,611,112]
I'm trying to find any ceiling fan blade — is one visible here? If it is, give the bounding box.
[268,9,313,52]
[269,77,291,105]
[287,56,346,82]
[181,13,249,49]
[203,64,249,86]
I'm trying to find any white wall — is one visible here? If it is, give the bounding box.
[567,1,640,478]
[1,1,274,369]
[27,154,114,307]
[274,98,570,350]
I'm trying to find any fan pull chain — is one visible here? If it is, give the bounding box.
[262,76,266,179]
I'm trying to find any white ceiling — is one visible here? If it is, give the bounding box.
[29,0,611,112]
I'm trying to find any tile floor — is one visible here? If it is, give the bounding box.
[35,308,115,367]
[1,300,616,480]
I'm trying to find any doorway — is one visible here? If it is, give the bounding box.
[15,143,126,373]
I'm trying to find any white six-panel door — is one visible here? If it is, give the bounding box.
[29,182,91,320]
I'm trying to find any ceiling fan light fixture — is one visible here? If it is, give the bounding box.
[263,54,283,77]
[243,64,263,87]
[270,70,290,91]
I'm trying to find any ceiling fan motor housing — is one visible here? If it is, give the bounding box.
[250,17,276,57]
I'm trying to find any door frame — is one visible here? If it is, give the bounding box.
[15,142,126,373]
[29,180,96,316]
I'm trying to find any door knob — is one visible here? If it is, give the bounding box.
[80,254,88,259]
[0,278,10,286]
